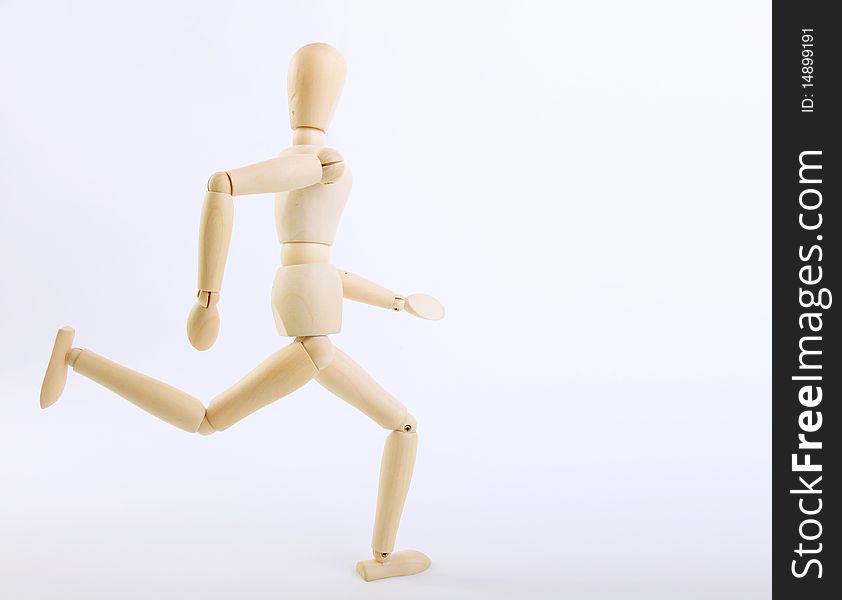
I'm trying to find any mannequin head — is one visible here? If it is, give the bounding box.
[287,43,347,134]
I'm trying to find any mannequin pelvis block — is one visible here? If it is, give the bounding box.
[274,146,351,245]
[271,263,343,337]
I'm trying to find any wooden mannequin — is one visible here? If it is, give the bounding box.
[40,43,443,582]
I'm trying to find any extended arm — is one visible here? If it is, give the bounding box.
[339,270,404,311]
[186,150,344,350]
[338,270,445,320]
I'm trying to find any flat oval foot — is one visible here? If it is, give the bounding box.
[40,326,75,409]
[356,550,431,582]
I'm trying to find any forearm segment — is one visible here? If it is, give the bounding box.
[197,191,234,292]
[339,270,404,310]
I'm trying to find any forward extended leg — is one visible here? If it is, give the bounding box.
[314,346,430,581]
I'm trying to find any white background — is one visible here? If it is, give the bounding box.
[0,1,770,598]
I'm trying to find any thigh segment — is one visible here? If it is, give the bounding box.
[314,346,414,431]
[206,340,318,430]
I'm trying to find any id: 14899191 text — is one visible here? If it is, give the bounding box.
[801,29,815,113]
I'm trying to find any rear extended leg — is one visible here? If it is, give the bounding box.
[39,326,319,433]
[314,346,430,581]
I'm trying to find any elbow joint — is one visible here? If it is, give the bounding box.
[207,172,233,194]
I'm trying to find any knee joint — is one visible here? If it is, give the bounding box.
[397,412,417,433]
[197,413,216,435]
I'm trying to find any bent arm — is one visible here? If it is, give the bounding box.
[339,270,404,310]
[188,149,344,349]
[197,150,344,295]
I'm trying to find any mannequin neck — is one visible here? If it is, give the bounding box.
[292,126,325,146]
